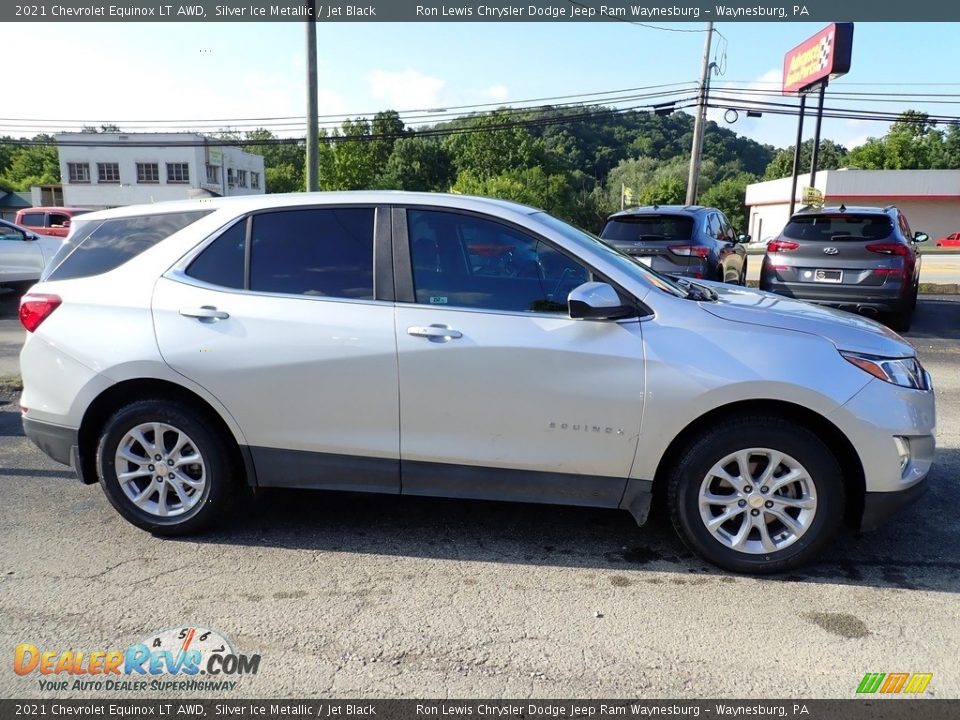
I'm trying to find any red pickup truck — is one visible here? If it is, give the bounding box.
[14,207,93,238]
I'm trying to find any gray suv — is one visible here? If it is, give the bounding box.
[600,205,749,284]
[760,205,928,331]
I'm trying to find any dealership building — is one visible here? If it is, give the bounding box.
[745,169,960,242]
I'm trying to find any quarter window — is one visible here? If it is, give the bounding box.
[186,221,246,289]
[68,163,90,183]
[249,207,375,299]
[407,209,590,313]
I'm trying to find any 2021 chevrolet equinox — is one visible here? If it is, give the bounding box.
[20,192,936,573]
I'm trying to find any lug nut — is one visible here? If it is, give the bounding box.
[148,465,155,472]
[168,473,175,479]
[744,485,753,493]
[761,486,769,494]
[167,459,175,466]
[156,477,163,483]
[765,501,774,509]
[750,509,760,516]
[155,454,162,461]
[738,499,747,508]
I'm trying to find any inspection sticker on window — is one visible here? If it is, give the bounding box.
[429,296,448,304]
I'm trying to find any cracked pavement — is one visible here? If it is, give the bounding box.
[1,297,958,699]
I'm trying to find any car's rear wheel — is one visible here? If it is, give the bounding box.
[97,399,235,535]
[668,417,844,574]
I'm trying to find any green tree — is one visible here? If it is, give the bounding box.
[636,176,686,207]
[0,135,60,190]
[443,111,546,178]
[699,174,756,231]
[451,167,576,219]
[378,137,454,191]
[764,139,849,179]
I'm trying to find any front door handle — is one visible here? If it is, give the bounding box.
[180,306,230,320]
[407,324,463,341]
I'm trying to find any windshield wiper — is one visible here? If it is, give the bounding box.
[677,279,717,301]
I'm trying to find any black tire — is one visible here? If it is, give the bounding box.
[97,399,237,536]
[667,416,845,574]
[888,301,914,332]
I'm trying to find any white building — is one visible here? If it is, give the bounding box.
[745,169,960,242]
[54,132,265,209]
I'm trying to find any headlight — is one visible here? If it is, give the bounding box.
[841,352,929,390]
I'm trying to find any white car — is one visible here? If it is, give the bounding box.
[0,218,64,293]
[19,192,936,573]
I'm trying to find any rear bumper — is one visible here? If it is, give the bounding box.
[860,478,929,531]
[759,281,908,312]
[23,416,81,475]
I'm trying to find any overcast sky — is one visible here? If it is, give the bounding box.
[7,21,959,150]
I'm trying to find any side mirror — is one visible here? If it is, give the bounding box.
[913,232,929,243]
[568,282,635,321]
[737,233,752,244]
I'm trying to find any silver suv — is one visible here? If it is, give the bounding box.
[20,192,936,574]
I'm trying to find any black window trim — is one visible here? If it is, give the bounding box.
[170,204,394,304]
[393,204,647,320]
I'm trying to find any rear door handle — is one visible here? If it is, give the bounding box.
[407,324,463,340]
[180,306,230,320]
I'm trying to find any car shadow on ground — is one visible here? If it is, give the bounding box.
[178,446,960,594]
[906,297,960,342]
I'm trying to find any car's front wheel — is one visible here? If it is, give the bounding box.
[668,417,844,574]
[97,399,236,535]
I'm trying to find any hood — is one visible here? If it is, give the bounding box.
[697,282,915,358]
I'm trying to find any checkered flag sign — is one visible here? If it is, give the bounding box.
[818,32,833,70]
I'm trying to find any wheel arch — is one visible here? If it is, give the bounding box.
[76,378,256,488]
[651,399,866,527]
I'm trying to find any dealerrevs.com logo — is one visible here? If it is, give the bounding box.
[14,626,261,692]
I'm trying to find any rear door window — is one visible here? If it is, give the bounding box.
[601,215,694,241]
[248,207,375,299]
[44,210,212,281]
[782,214,894,242]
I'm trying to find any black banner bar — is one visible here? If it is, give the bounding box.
[4,1,960,23]
[2,700,959,720]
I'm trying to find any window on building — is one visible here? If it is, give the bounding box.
[251,172,261,189]
[206,164,220,184]
[68,163,91,183]
[97,162,120,184]
[166,163,190,184]
[237,170,248,188]
[137,163,159,184]
[227,168,235,188]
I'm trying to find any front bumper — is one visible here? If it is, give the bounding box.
[860,477,929,532]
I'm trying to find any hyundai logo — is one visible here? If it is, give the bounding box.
[823,247,839,255]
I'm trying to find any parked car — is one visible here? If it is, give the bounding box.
[14,207,93,238]
[760,205,927,331]
[0,217,64,294]
[20,192,935,574]
[600,205,749,284]
[935,231,960,247]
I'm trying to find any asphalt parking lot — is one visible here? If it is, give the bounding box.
[0,296,958,699]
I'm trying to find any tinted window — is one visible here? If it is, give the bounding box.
[601,215,694,241]
[782,214,894,242]
[249,208,374,299]
[48,213,70,227]
[20,213,44,228]
[0,223,26,241]
[409,209,590,313]
[45,211,212,282]
[186,221,246,289]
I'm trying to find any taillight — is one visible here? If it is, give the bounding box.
[872,268,904,276]
[767,240,799,252]
[19,293,61,332]
[866,242,909,256]
[669,245,710,259]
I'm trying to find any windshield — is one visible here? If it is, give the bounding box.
[783,214,893,242]
[601,214,695,241]
[534,213,689,299]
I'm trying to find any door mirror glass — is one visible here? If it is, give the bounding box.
[737,233,752,244]
[568,282,635,321]
[914,232,929,243]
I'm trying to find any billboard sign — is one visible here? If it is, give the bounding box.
[782,23,854,95]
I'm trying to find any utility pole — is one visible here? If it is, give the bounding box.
[685,21,714,206]
[305,0,319,192]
